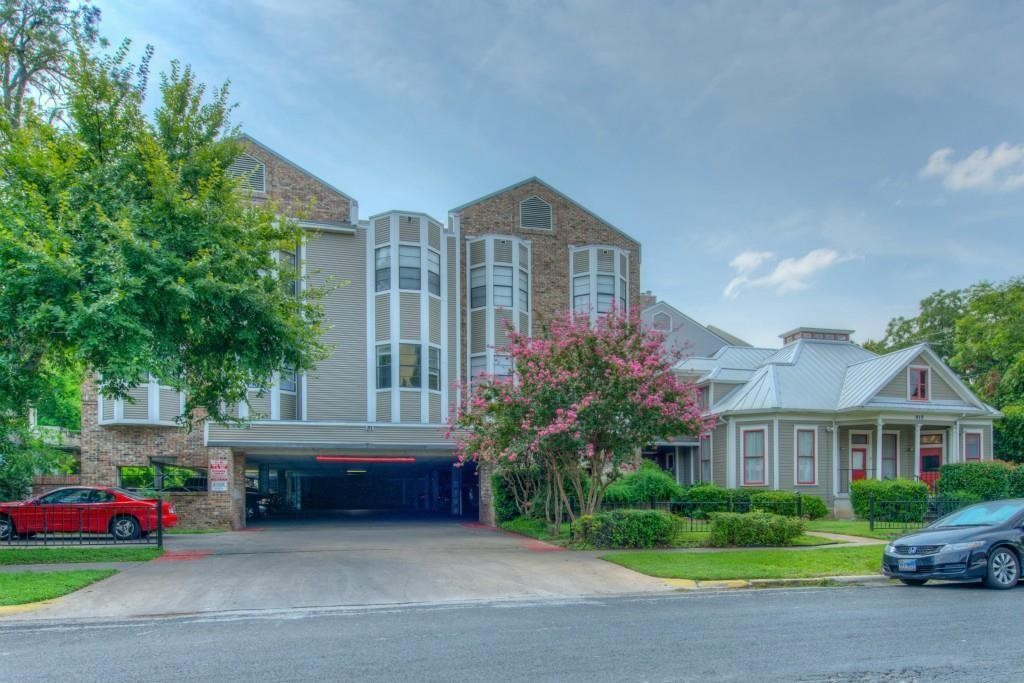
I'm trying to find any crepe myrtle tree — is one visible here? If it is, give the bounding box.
[448,309,711,524]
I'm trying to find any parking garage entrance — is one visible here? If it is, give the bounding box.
[243,453,478,522]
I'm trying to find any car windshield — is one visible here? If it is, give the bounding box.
[931,501,1024,528]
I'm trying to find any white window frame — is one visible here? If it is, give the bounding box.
[908,365,930,402]
[793,425,818,486]
[963,429,984,461]
[699,435,712,483]
[740,425,768,487]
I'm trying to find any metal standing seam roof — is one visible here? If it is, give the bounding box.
[675,347,777,374]
[837,344,927,409]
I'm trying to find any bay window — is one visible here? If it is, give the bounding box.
[427,249,440,296]
[493,266,513,307]
[596,274,615,313]
[399,343,421,388]
[470,267,486,308]
[375,246,391,292]
[572,275,590,313]
[398,245,421,290]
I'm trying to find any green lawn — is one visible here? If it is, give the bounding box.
[0,570,117,606]
[603,545,884,580]
[0,547,163,566]
[805,519,907,540]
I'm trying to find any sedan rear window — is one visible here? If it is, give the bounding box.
[932,501,1024,528]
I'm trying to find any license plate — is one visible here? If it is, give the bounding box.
[898,559,917,572]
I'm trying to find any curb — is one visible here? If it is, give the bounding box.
[0,598,59,616]
[663,574,893,591]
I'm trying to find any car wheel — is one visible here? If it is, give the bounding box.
[110,516,141,541]
[0,516,12,540]
[985,547,1019,590]
[899,578,928,586]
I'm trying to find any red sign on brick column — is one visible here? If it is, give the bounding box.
[209,454,229,492]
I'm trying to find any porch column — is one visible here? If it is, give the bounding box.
[875,417,884,480]
[831,422,839,497]
[914,423,922,478]
[726,418,736,488]
[951,422,961,463]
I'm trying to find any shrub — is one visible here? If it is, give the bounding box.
[707,511,805,547]
[933,489,983,511]
[604,461,684,504]
[937,461,1013,501]
[491,474,520,523]
[675,485,752,519]
[572,509,680,549]
[849,479,929,522]
[1007,466,1024,498]
[994,404,1024,463]
[748,491,829,520]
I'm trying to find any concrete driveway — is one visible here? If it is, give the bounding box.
[20,512,671,620]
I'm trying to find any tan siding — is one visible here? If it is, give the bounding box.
[305,230,368,421]
[207,422,453,447]
[374,217,390,246]
[429,393,441,423]
[429,297,441,345]
[101,397,114,421]
[712,425,727,487]
[399,215,419,242]
[376,392,392,422]
[247,389,271,418]
[494,310,513,350]
[493,238,513,263]
[279,393,297,421]
[375,295,390,341]
[400,292,421,340]
[469,240,485,266]
[572,249,589,274]
[400,391,421,423]
[447,236,458,413]
[123,386,149,420]
[428,222,441,250]
[159,389,180,423]
[470,310,486,353]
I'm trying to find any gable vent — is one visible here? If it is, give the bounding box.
[520,195,552,230]
[227,153,266,193]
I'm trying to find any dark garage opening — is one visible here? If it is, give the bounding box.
[244,455,478,521]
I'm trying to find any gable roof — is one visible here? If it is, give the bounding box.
[706,325,752,348]
[449,176,639,247]
[693,339,999,417]
[240,134,355,203]
[642,301,742,349]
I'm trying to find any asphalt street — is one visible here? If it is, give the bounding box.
[2,583,1022,682]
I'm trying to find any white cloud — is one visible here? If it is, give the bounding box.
[724,248,849,299]
[920,143,1024,191]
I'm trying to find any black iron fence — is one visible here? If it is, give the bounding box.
[593,498,758,533]
[1,499,165,547]
[837,469,877,494]
[868,497,967,532]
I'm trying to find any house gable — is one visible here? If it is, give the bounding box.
[866,348,987,411]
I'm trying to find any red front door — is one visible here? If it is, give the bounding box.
[851,447,868,481]
[920,447,943,492]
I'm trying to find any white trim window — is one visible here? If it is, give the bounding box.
[909,366,930,401]
[398,343,421,388]
[963,430,983,461]
[279,368,297,394]
[470,267,486,309]
[741,427,767,486]
[572,275,590,313]
[795,427,817,486]
[596,274,615,314]
[426,249,441,296]
[700,435,712,482]
[398,245,421,291]
[493,354,513,381]
[428,346,441,391]
[376,344,392,389]
[519,269,529,312]
[493,266,514,308]
[469,354,487,383]
[374,246,391,292]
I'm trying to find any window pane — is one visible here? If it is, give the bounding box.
[797,430,814,458]
[851,433,869,445]
[493,266,513,307]
[399,245,420,267]
[798,457,814,484]
[470,355,487,381]
[882,434,897,479]
[744,457,764,484]
[399,246,420,290]
[399,344,421,388]
[279,368,297,393]
[573,275,590,313]
[375,246,390,269]
[376,345,391,389]
[743,430,765,484]
[427,251,441,296]
[428,347,441,391]
[597,274,615,295]
[493,266,513,286]
[471,267,486,308]
[375,247,390,292]
[965,433,982,460]
[744,430,764,457]
[494,354,513,379]
[519,270,529,311]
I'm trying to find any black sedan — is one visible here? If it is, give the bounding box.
[882,499,1024,589]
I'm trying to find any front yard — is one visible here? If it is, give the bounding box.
[0,547,163,565]
[804,519,905,540]
[0,570,117,606]
[603,545,884,581]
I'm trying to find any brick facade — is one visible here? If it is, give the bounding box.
[456,179,641,334]
[80,378,243,530]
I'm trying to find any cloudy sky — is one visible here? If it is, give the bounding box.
[100,0,1024,347]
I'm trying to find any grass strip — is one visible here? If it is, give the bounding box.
[805,519,907,540]
[603,545,884,580]
[0,547,163,565]
[0,570,117,606]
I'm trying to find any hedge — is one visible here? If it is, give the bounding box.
[937,461,1014,501]
[572,509,680,549]
[708,511,805,547]
[748,491,829,520]
[849,479,929,522]
[491,474,520,523]
[604,461,684,504]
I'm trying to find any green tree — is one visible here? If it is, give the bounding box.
[994,405,1024,463]
[1,20,328,429]
[862,288,969,361]
[951,279,1024,408]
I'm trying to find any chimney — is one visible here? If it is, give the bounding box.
[636,290,657,311]
[780,327,854,345]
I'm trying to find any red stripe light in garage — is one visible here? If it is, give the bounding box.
[315,456,416,464]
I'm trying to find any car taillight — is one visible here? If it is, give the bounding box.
[167,505,175,515]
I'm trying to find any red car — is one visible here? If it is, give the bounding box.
[0,486,178,541]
